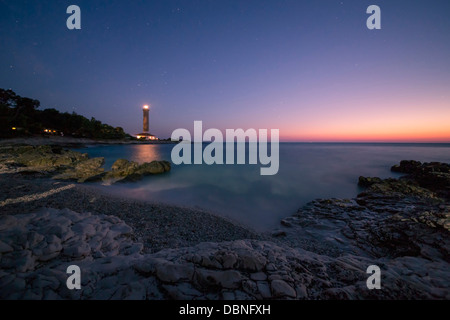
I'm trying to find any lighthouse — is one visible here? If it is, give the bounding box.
[143,105,149,132]
[136,105,157,140]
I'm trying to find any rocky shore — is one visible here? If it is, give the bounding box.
[0,146,449,299]
[0,145,171,184]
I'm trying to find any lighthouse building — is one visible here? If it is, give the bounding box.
[136,105,157,140]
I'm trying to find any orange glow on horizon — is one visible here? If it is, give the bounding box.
[273,96,450,143]
[281,127,450,143]
[281,134,450,143]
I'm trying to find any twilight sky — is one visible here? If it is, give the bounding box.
[1,0,449,142]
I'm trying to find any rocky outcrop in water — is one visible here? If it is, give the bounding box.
[102,159,171,185]
[0,145,87,173]
[391,160,450,198]
[0,145,171,184]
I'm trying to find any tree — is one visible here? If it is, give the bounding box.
[0,88,129,139]
[0,89,17,107]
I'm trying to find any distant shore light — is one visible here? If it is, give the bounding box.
[143,105,149,109]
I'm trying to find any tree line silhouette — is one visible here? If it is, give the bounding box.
[0,88,128,139]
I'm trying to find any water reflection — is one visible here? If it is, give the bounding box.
[128,144,162,164]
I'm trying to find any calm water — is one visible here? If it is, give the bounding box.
[76,143,450,231]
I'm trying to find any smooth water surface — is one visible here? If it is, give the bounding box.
[76,143,450,230]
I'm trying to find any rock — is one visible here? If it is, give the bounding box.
[104,159,141,182]
[1,278,26,296]
[391,160,422,173]
[216,270,243,289]
[0,241,13,253]
[233,290,252,300]
[358,176,383,187]
[268,274,282,281]
[362,178,436,199]
[271,279,296,298]
[0,274,15,288]
[135,161,171,175]
[90,287,116,300]
[52,157,105,182]
[163,283,202,300]
[242,280,260,298]
[72,222,97,238]
[155,262,194,283]
[48,226,74,242]
[122,243,143,256]
[32,274,60,291]
[100,236,120,254]
[195,269,243,289]
[160,161,171,172]
[0,216,18,231]
[63,243,91,259]
[250,272,267,281]
[257,281,272,299]
[43,290,62,300]
[199,256,223,269]
[39,235,63,260]
[272,230,287,237]
[14,251,36,272]
[74,157,105,172]
[5,146,88,172]
[1,146,171,184]
[221,291,236,300]
[123,281,147,300]
[281,219,293,227]
[219,253,238,269]
[145,278,165,300]
[266,263,277,272]
[111,159,139,173]
[238,251,267,271]
[295,284,308,299]
[133,258,164,275]
[103,159,171,184]
[27,232,45,247]
[390,161,450,197]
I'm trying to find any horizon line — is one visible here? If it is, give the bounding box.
[182,140,450,144]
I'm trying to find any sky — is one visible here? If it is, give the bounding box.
[0,0,449,142]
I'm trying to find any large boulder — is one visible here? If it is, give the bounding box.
[102,159,141,184]
[102,159,171,185]
[111,159,139,173]
[135,161,171,175]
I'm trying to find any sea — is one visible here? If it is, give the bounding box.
[76,143,450,231]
